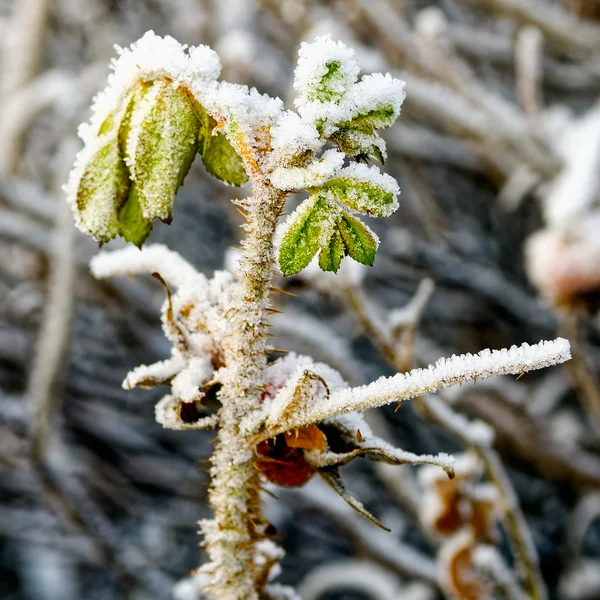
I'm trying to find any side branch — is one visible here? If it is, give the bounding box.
[267,339,570,433]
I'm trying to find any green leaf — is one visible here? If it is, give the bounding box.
[191,99,248,186]
[277,195,334,276]
[321,176,397,217]
[201,130,248,186]
[118,184,153,247]
[337,213,378,266]
[312,60,344,103]
[76,134,131,244]
[128,82,201,224]
[337,104,397,132]
[318,227,345,272]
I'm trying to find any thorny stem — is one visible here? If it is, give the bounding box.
[343,282,548,600]
[204,147,286,599]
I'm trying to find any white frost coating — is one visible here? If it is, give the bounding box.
[306,414,455,472]
[82,31,220,149]
[269,149,344,191]
[254,539,285,583]
[324,162,400,216]
[294,35,359,106]
[264,352,348,398]
[270,111,322,166]
[90,244,240,434]
[196,80,284,138]
[90,243,206,290]
[419,452,480,487]
[155,395,219,431]
[171,356,214,402]
[338,73,406,125]
[297,72,405,138]
[123,356,184,389]
[268,339,571,433]
[334,162,400,195]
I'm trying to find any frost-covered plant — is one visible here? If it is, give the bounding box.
[66,32,571,600]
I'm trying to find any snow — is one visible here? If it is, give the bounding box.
[321,162,400,217]
[294,35,360,106]
[270,110,322,166]
[84,31,220,149]
[154,395,219,431]
[90,243,205,289]
[269,149,344,190]
[334,162,400,195]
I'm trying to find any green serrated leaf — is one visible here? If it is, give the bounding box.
[118,184,153,247]
[337,213,378,266]
[318,227,345,272]
[337,104,397,133]
[118,83,151,155]
[201,130,248,186]
[321,177,396,217]
[277,195,334,276]
[128,82,201,223]
[76,135,130,244]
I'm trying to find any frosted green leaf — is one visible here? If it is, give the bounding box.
[201,130,248,186]
[319,227,345,273]
[118,184,153,247]
[75,134,130,243]
[313,60,344,103]
[195,102,248,186]
[337,103,397,132]
[337,213,378,266]
[127,82,201,224]
[321,176,397,217]
[276,195,334,276]
[294,36,359,106]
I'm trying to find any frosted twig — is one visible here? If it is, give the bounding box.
[474,546,528,600]
[336,277,552,600]
[0,0,50,96]
[91,244,207,290]
[298,559,403,600]
[286,339,571,430]
[417,395,548,600]
[449,22,600,91]
[466,0,600,53]
[27,142,77,462]
[515,26,544,120]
